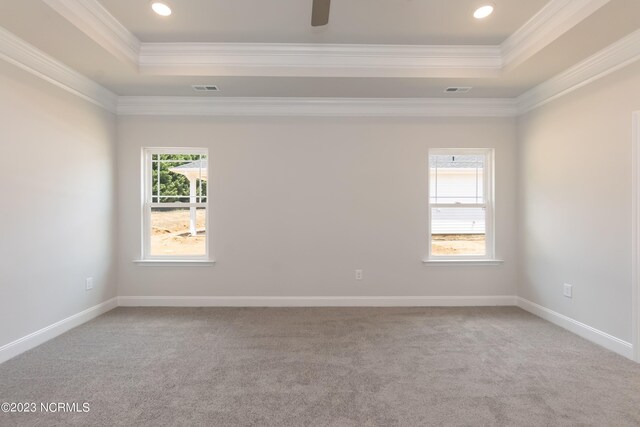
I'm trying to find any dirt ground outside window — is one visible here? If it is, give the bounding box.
[151,209,207,256]
[431,234,485,256]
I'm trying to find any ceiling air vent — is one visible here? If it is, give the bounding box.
[192,85,220,92]
[444,87,472,93]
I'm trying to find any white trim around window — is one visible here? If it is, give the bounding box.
[425,148,500,263]
[138,147,213,263]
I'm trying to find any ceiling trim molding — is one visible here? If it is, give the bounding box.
[0,25,118,113]
[517,28,640,114]
[138,43,502,78]
[117,96,518,117]
[42,0,140,66]
[501,0,611,70]
[2,21,639,119]
[41,0,610,79]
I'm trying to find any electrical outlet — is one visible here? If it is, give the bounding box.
[85,277,94,291]
[563,283,572,298]
[355,269,363,280]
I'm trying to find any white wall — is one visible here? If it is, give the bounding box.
[0,60,117,348]
[117,115,518,298]
[517,61,640,342]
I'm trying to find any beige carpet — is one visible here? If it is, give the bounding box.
[1,306,640,426]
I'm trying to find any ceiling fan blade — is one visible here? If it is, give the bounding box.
[311,0,330,26]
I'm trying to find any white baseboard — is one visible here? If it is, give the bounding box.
[3,295,632,365]
[516,297,633,360]
[0,297,118,364]
[117,295,517,307]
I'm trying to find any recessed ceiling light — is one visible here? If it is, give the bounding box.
[151,2,172,16]
[473,5,494,19]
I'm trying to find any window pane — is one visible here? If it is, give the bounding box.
[152,154,208,203]
[430,154,484,204]
[431,207,485,256]
[150,207,206,256]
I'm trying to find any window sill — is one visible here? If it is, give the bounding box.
[422,259,503,266]
[133,259,216,267]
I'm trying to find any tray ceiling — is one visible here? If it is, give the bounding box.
[0,0,637,100]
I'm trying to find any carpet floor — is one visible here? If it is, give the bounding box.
[1,306,640,426]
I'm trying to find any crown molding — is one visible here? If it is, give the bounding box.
[42,0,140,66]
[122,27,640,117]
[117,96,518,117]
[501,0,611,70]
[0,25,118,113]
[517,28,640,114]
[2,20,639,118]
[40,0,505,78]
[41,0,609,79]
[138,43,502,78]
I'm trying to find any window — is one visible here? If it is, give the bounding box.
[428,149,494,260]
[142,148,209,260]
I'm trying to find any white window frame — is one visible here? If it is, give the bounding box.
[141,147,210,262]
[427,148,495,261]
